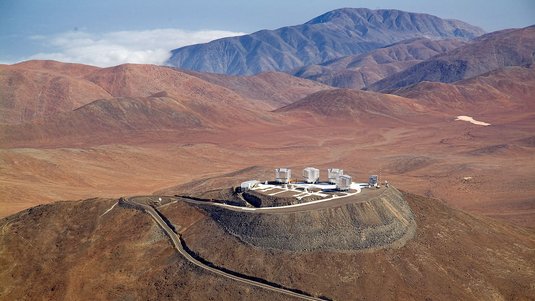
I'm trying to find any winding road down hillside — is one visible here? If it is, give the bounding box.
[120,197,327,301]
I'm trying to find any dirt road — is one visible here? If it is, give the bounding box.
[121,197,327,301]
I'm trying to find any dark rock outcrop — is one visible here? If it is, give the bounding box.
[202,187,416,251]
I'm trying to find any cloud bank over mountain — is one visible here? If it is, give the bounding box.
[23,29,245,67]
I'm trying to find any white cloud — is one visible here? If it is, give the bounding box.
[26,28,245,67]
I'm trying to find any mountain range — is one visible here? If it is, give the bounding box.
[1,7,535,301]
[0,63,335,147]
[369,25,535,92]
[167,8,484,75]
[293,37,466,89]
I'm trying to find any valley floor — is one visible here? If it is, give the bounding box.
[1,115,535,227]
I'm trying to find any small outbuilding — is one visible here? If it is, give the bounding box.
[328,168,344,184]
[240,180,259,192]
[303,167,320,183]
[275,168,291,184]
[336,175,352,191]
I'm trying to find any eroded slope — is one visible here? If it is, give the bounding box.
[196,187,416,251]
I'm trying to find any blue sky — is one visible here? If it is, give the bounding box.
[1,0,534,66]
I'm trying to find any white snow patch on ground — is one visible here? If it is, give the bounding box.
[455,115,491,126]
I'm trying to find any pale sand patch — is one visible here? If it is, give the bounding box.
[455,115,491,126]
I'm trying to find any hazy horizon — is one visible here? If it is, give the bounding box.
[1,0,533,66]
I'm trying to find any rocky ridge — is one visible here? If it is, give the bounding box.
[198,187,416,252]
[167,8,484,75]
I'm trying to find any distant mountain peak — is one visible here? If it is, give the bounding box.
[305,8,407,25]
[304,7,370,24]
[305,8,483,38]
[167,8,485,75]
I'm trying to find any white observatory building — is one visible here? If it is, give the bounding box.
[303,167,320,183]
[275,168,291,183]
[328,168,344,184]
[336,175,352,191]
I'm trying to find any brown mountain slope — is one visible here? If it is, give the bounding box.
[1,96,204,147]
[294,38,465,89]
[0,198,286,301]
[275,88,432,124]
[0,93,278,148]
[184,70,332,109]
[11,60,100,77]
[85,64,248,105]
[177,191,535,300]
[0,62,283,148]
[369,25,535,92]
[0,64,111,124]
[0,61,274,127]
[83,64,282,120]
[1,190,534,300]
[1,59,534,232]
[393,66,535,115]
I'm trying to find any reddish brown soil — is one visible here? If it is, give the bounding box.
[2,190,532,300]
[184,70,333,108]
[0,198,291,301]
[1,60,534,230]
[172,192,535,300]
[0,64,110,124]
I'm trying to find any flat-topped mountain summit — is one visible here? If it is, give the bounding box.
[197,186,416,252]
[1,182,533,300]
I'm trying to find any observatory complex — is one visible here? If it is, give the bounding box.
[240,167,383,202]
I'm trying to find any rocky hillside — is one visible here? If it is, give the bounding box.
[0,62,284,147]
[180,191,535,300]
[1,188,534,300]
[293,38,466,89]
[274,88,431,123]
[0,61,110,124]
[183,70,332,109]
[0,198,287,301]
[393,65,535,114]
[200,187,416,252]
[167,8,484,75]
[369,25,535,92]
